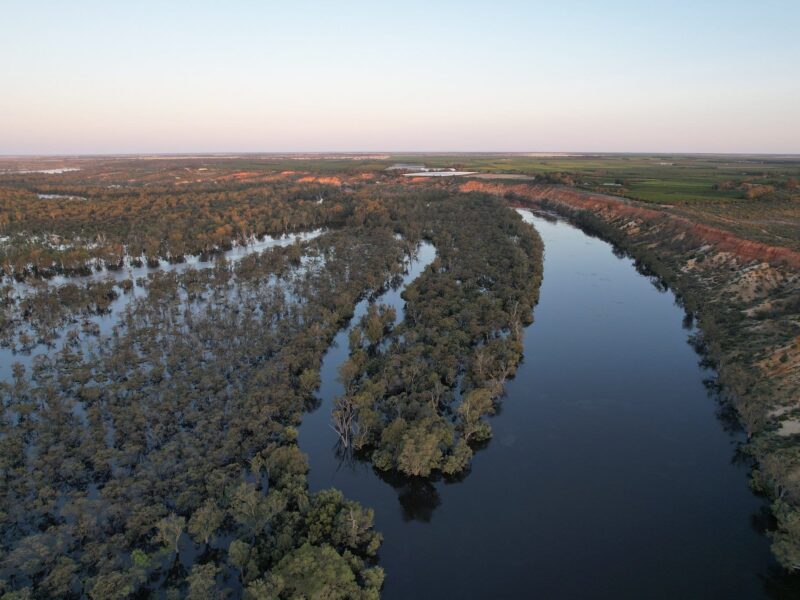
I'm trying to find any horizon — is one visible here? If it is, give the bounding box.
[2,0,798,155]
[3,150,800,159]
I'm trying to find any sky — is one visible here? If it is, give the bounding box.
[1,0,798,155]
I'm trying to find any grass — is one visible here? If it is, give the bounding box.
[381,153,800,201]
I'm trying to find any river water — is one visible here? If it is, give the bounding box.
[299,211,785,598]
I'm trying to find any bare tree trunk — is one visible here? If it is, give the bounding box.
[331,394,356,449]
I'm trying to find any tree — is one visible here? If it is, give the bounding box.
[306,489,382,556]
[228,539,252,581]
[298,368,320,397]
[155,514,185,555]
[188,500,224,545]
[397,426,443,477]
[772,501,800,570]
[39,556,79,598]
[458,389,495,443]
[230,483,287,539]
[265,543,363,599]
[186,563,218,600]
[88,571,138,600]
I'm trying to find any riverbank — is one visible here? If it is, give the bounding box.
[459,180,800,570]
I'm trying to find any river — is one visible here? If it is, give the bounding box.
[299,210,785,598]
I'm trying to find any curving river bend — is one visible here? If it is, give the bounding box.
[299,210,783,599]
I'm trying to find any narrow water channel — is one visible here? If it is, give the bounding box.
[299,240,437,487]
[299,212,783,599]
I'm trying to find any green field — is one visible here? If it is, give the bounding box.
[383,153,800,203]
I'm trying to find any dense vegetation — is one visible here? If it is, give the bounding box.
[3,153,798,592]
[0,226,413,598]
[3,153,798,275]
[0,180,354,279]
[334,196,543,476]
[0,164,545,599]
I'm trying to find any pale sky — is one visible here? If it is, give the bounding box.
[1,0,798,154]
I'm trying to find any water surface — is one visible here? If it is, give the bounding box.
[0,229,323,381]
[299,211,782,599]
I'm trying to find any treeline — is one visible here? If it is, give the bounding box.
[333,194,544,477]
[0,226,411,598]
[0,181,352,279]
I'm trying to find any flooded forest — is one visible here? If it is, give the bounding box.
[1,157,798,599]
[0,163,543,598]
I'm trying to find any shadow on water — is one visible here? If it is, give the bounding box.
[375,470,442,523]
[299,214,800,599]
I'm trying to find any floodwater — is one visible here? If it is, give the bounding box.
[36,193,88,200]
[403,171,477,177]
[299,211,788,599]
[2,168,81,174]
[0,229,323,381]
[298,240,437,480]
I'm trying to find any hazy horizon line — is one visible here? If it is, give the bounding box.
[2,150,800,159]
